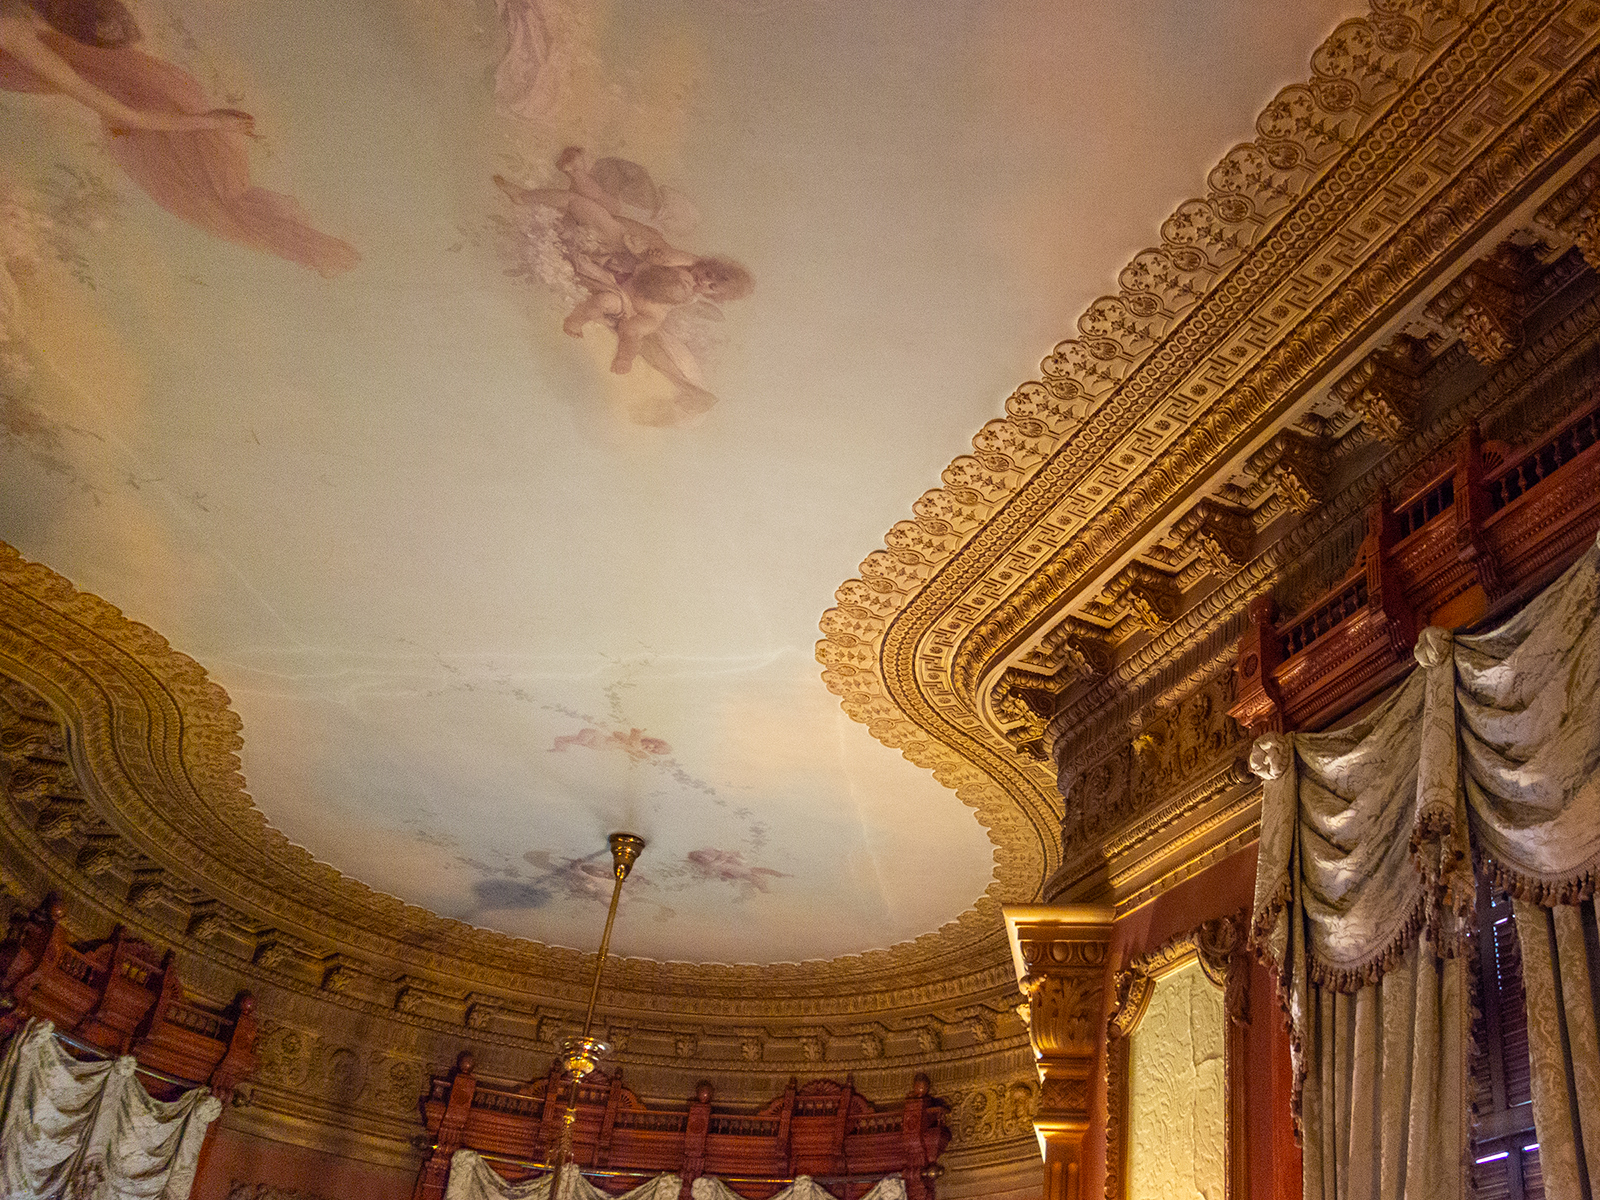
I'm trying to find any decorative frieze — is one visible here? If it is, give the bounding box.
[1060,674,1242,856]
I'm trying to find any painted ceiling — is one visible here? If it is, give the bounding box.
[0,0,1355,964]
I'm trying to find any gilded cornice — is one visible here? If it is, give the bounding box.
[0,547,1023,1033]
[818,0,1600,905]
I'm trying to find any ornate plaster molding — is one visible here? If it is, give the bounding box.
[0,656,1047,1181]
[819,0,1600,906]
[0,552,1039,1069]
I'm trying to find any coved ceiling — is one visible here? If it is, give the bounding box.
[0,0,1358,965]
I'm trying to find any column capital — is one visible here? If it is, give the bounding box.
[1003,905,1114,1200]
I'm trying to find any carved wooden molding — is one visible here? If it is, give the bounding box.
[1231,398,1600,735]
[412,1065,950,1200]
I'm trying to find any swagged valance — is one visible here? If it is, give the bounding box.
[0,1018,223,1200]
[442,1149,909,1200]
[1250,531,1600,1200]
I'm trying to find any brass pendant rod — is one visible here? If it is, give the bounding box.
[579,866,626,1040]
[551,832,644,1191]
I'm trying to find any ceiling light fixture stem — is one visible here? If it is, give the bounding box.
[550,831,644,1193]
[579,863,626,1039]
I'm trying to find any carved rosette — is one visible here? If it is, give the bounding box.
[1004,906,1114,1200]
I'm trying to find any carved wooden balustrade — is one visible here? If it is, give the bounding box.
[1231,399,1600,734]
[412,1055,950,1200]
[0,893,259,1099]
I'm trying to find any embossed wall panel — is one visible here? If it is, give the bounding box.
[1126,959,1226,1200]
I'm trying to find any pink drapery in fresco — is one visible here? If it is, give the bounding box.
[0,29,358,277]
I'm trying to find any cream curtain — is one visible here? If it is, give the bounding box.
[0,1018,223,1200]
[442,1153,681,1200]
[442,1150,907,1200]
[692,1175,905,1200]
[1252,531,1600,1200]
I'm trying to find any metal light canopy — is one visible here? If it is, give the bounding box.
[555,831,646,1084]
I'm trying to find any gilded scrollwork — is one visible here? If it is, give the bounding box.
[944,1076,1038,1147]
[1061,675,1243,856]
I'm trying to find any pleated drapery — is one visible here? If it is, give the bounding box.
[441,1150,908,1200]
[1514,901,1600,1200]
[1251,531,1600,1200]
[0,1019,222,1200]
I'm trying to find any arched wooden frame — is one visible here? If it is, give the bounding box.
[1104,913,1249,1200]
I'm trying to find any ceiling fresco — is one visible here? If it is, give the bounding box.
[0,0,1354,964]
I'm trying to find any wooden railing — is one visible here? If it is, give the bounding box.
[412,1054,949,1200]
[0,894,258,1100]
[1232,400,1600,734]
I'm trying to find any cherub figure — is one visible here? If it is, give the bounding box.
[494,146,751,416]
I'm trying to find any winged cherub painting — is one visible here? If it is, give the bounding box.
[494,146,752,422]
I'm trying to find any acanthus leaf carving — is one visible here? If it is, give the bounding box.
[1332,336,1428,443]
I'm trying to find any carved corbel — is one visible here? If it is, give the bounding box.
[1460,250,1536,366]
[1426,245,1534,367]
[76,833,122,878]
[1256,432,1329,514]
[253,937,300,971]
[1175,500,1256,578]
[1575,208,1600,271]
[999,620,1115,759]
[1108,563,1182,632]
[127,874,167,913]
[1004,905,1114,1200]
[1020,618,1114,681]
[992,668,1070,762]
[463,993,498,1029]
[322,964,354,994]
[1229,592,1285,736]
[1331,337,1427,443]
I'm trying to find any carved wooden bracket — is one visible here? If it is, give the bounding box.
[1107,564,1183,633]
[1004,905,1114,1200]
[1253,432,1330,515]
[1018,618,1114,683]
[1175,500,1256,580]
[992,667,1072,761]
[1459,259,1528,367]
[997,619,1116,759]
[1424,243,1536,368]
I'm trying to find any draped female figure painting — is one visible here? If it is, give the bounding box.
[0,0,359,277]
